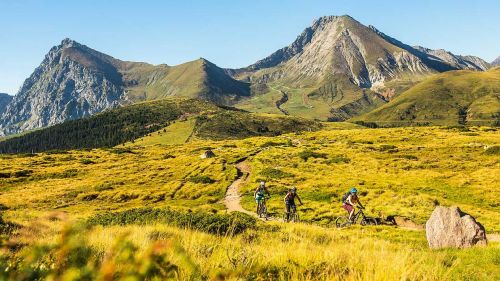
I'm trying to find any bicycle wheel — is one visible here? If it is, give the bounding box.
[361,217,378,226]
[282,212,289,222]
[262,204,268,220]
[335,216,351,228]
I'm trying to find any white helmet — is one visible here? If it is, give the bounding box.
[260,181,266,186]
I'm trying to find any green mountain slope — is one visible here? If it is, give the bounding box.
[354,67,500,126]
[0,98,320,153]
[121,58,250,104]
[232,15,489,121]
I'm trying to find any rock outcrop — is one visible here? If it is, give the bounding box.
[426,206,487,249]
[0,93,12,116]
[0,39,126,136]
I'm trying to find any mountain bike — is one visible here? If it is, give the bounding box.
[256,197,270,220]
[283,204,300,222]
[335,206,377,228]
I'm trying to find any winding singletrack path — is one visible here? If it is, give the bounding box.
[224,161,281,222]
[224,161,256,217]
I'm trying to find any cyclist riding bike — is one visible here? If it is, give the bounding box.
[342,187,364,222]
[284,187,303,221]
[254,181,270,213]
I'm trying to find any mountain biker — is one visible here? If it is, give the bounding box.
[284,186,303,221]
[342,187,364,222]
[254,181,270,213]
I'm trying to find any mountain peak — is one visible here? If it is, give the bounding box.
[60,38,79,48]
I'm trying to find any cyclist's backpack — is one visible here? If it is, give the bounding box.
[341,192,350,203]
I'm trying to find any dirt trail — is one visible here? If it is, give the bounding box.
[224,161,255,217]
[224,161,281,222]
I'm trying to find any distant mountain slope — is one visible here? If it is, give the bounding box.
[232,15,489,121]
[0,98,320,153]
[354,67,500,126]
[0,39,249,136]
[413,46,490,71]
[492,56,500,67]
[0,93,12,116]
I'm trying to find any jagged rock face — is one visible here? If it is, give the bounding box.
[492,56,500,67]
[413,46,490,71]
[0,93,13,116]
[0,39,126,136]
[426,206,487,249]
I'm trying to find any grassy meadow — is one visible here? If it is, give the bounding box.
[0,124,499,280]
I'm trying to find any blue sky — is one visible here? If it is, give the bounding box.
[0,0,499,94]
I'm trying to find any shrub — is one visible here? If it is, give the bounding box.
[400,154,418,160]
[379,144,397,151]
[87,208,257,235]
[94,183,114,191]
[353,121,379,128]
[484,145,500,155]
[325,155,351,164]
[13,170,33,178]
[259,168,293,179]
[80,193,99,201]
[79,159,96,165]
[188,176,216,184]
[260,140,291,148]
[0,212,19,236]
[445,125,470,132]
[163,154,176,159]
[108,148,136,154]
[298,150,327,161]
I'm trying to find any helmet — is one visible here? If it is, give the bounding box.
[350,187,358,194]
[291,187,297,192]
[260,181,265,186]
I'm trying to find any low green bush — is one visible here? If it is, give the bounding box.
[379,144,398,151]
[87,208,256,235]
[484,145,500,155]
[188,176,216,184]
[298,150,327,161]
[325,155,351,164]
[79,159,96,165]
[260,168,293,179]
[400,154,418,160]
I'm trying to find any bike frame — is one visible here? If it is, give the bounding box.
[351,208,366,223]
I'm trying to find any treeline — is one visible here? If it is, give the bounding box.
[0,99,215,153]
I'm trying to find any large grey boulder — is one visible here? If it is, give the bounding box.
[426,206,487,249]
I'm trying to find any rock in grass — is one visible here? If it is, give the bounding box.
[426,206,487,249]
[200,150,216,159]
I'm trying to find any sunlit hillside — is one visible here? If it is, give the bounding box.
[0,124,498,280]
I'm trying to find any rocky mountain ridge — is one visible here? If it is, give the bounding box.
[0,39,249,136]
[241,16,488,88]
[229,15,491,121]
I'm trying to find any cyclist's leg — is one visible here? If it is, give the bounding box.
[343,204,354,221]
[285,202,291,221]
[349,207,356,222]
